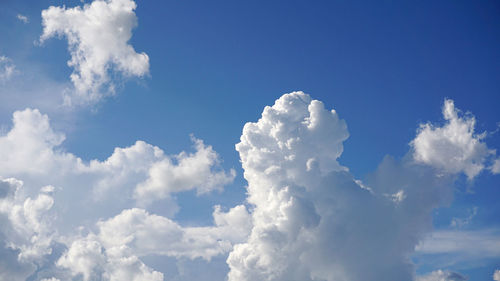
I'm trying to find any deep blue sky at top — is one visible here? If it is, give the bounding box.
[1,0,499,223]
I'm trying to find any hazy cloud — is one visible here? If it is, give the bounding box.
[16,14,29,23]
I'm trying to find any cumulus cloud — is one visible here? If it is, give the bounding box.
[16,14,29,23]
[134,137,236,205]
[416,270,467,281]
[40,0,149,105]
[55,205,250,280]
[0,93,497,280]
[0,56,16,83]
[0,108,241,279]
[412,99,496,179]
[97,205,250,260]
[0,108,234,213]
[226,92,495,281]
[57,234,164,281]
[0,178,57,279]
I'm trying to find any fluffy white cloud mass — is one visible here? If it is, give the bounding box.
[0,108,239,279]
[412,99,496,179]
[0,108,234,211]
[416,270,467,281]
[40,0,149,105]
[0,92,497,280]
[226,92,486,281]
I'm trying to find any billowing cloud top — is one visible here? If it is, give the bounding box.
[40,0,149,105]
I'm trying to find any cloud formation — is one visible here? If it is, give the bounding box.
[40,0,149,105]
[494,269,500,281]
[0,108,234,211]
[412,99,496,179]
[226,92,492,281]
[0,92,497,280]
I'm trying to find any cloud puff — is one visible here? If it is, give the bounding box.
[57,234,164,281]
[56,205,250,280]
[97,205,250,260]
[411,99,496,179]
[227,92,486,281]
[416,270,468,281]
[0,56,16,83]
[134,137,236,205]
[40,0,149,105]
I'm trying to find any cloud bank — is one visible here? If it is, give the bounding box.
[0,92,498,280]
[40,0,149,105]
[227,92,498,281]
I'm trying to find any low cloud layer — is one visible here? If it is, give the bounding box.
[40,0,149,105]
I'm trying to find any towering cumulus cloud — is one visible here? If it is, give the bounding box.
[40,0,149,105]
[227,92,496,281]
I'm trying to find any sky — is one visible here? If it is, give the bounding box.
[0,0,499,280]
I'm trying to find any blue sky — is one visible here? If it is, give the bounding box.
[0,0,499,280]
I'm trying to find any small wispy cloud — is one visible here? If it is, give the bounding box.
[16,14,29,23]
[0,56,17,83]
[450,207,478,228]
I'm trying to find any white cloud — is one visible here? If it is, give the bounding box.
[134,137,236,205]
[57,234,164,281]
[0,108,239,279]
[493,269,500,281]
[0,108,234,213]
[0,178,57,279]
[0,94,497,280]
[227,92,459,281]
[0,56,16,83]
[16,14,29,23]
[97,205,250,260]
[411,99,496,179]
[416,270,467,281]
[40,0,149,105]
[55,205,250,280]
